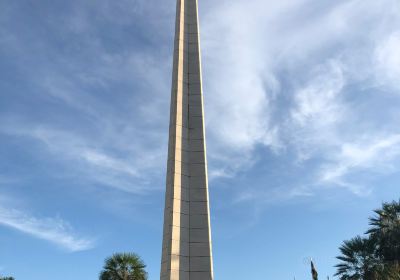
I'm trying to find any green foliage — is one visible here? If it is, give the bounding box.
[335,200,400,280]
[335,236,381,280]
[0,277,15,280]
[99,252,148,280]
[367,200,400,264]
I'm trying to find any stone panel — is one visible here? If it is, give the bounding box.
[190,242,211,257]
[189,272,213,280]
[189,176,207,189]
[188,83,201,95]
[188,127,204,140]
[186,24,199,35]
[188,73,201,84]
[190,228,210,243]
[189,163,206,177]
[190,202,208,215]
[189,214,209,229]
[189,140,204,152]
[188,94,202,106]
[188,105,202,117]
[190,257,212,271]
[189,188,207,202]
[188,116,203,129]
[189,151,205,163]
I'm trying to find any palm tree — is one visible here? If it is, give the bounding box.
[100,253,147,280]
[335,236,382,280]
[335,200,400,280]
[381,264,400,280]
[367,200,400,265]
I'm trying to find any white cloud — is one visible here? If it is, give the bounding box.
[0,125,159,194]
[375,32,400,89]
[0,0,174,198]
[81,150,138,176]
[201,0,288,173]
[285,60,348,163]
[202,0,353,168]
[2,0,400,206]
[0,206,94,252]
[199,0,400,200]
[291,60,345,128]
[320,134,400,189]
[208,168,234,181]
[286,60,400,195]
[203,33,278,152]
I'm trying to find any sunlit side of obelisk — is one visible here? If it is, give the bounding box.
[160,0,214,279]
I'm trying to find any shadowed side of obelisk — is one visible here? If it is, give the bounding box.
[161,0,213,279]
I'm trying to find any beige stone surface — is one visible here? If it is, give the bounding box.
[160,0,213,279]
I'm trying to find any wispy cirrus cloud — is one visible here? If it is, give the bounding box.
[288,60,346,162]
[0,0,174,195]
[1,0,400,206]
[0,0,173,195]
[290,61,345,129]
[0,205,94,252]
[319,134,400,194]
[0,124,161,194]
[201,0,400,198]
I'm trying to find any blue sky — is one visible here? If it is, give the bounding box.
[0,0,400,279]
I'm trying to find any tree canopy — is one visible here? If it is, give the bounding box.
[335,200,400,280]
[99,252,147,280]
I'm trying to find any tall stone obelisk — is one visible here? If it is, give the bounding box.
[160,0,214,279]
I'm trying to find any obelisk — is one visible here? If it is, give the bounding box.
[160,0,214,279]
